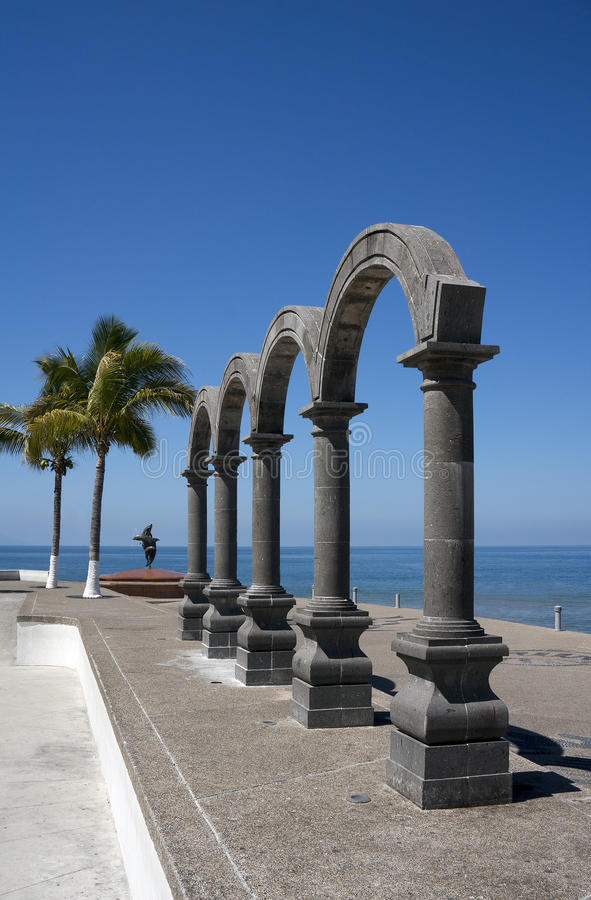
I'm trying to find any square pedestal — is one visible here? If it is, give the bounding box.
[177,616,202,641]
[386,730,512,809]
[290,677,373,728]
[234,648,294,685]
[201,629,239,659]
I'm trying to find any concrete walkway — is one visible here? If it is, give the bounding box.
[0,590,130,899]
[3,581,591,899]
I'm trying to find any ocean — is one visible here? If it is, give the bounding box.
[1,545,589,635]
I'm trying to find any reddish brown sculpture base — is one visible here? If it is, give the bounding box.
[99,568,185,599]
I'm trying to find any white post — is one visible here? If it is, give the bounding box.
[554,605,562,632]
[353,587,358,604]
[395,592,400,608]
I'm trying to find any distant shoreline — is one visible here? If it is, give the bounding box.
[1,543,589,550]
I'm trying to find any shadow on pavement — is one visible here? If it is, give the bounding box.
[512,770,580,800]
[508,724,589,799]
[371,674,397,697]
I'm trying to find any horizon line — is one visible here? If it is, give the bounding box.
[1,544,589,550]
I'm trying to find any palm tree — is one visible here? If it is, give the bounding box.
[38,316,196,598]
[0,401,76,589]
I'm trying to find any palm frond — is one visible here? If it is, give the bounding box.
[121,342,192,383]
[82,316,138,381]
[0,404,27,456]
[0,403,27,430]
[0,427,26,455]
[86,351,126,423]
[122,384,196,418]
[35,348,88,398]
[25,407,92,462]
[111,411,156,456]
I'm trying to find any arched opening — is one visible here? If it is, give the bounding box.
[216,376,248,455]
[187,403,212,471]
[279,349,314,597]
[349,276,423,608]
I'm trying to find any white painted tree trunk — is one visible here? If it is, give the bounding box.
[83,559,102,598]
[45,555,59,590]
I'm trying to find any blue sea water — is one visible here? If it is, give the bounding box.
[1,545,589,634]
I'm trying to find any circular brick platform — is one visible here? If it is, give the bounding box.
[99,568,185,599]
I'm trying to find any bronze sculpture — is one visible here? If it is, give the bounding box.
[133,524,159,567]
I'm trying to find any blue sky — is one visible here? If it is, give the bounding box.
[1,0,589,548]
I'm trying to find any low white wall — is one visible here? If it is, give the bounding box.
[0,569,48,581]
[19,569,49,581]
[17,621,174,900]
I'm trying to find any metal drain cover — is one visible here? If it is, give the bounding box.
[346,793,371,804]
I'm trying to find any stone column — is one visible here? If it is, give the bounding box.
[290,401,373,728]
[236,433,296,685]
[387,341,511,809]
[178,465,212,640]
[202,453,246,658]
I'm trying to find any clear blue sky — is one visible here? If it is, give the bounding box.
[1,0,589,548]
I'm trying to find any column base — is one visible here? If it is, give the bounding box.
[177,618,204,641]
[201,581,245,660]
[289,677,373,728]
[391,631,509,744]
[202,628,240,659]
[235,648,294,685]
[236,590,296,684]
[290,606,373,728]
[177,578,211,642]
[386,730,512,809]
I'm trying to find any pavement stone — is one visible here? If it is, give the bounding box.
[2,580,591,899]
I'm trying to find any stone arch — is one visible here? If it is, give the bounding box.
[215,353,259,454]
[187,386,219,470]
[317,222,486,401]
[254,306,323,433]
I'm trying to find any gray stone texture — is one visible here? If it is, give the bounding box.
[388,342,508,808]
[386,731,513,809]
[236,433,296,685]
[186,223,510,807]
[201,454,246,659]
[178,466,211,641]
[290,402,373,728]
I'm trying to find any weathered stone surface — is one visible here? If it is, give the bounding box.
[178,466,212,641]
[386,341,508,808]
[390,634,509,745]
[185,223,509,806]
[201,454,246,659]
[290,402,373,727]
[386,731,512,809]
[235,433,297,685]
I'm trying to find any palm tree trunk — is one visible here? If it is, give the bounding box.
[83,447,107,598]
[45,468,62,589]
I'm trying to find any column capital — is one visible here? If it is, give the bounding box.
[242,432,293,456]
[298,400,368,430]
[181,466,212,485]
[398,341,499,372]
[206,453,247,474]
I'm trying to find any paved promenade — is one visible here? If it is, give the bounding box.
[2,580,591,899]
